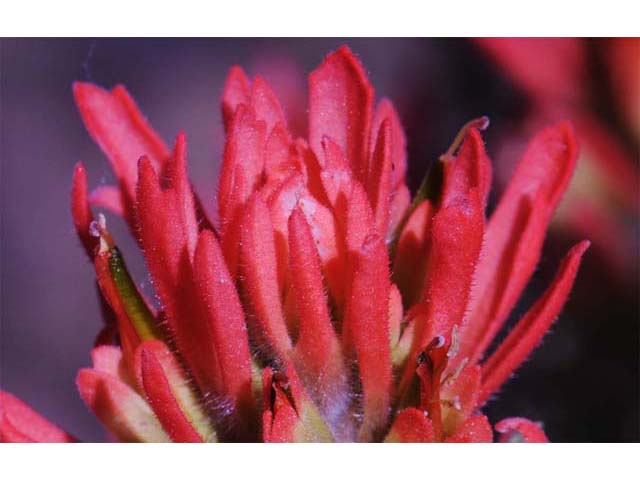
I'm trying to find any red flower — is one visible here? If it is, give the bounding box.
[0,46,588,443]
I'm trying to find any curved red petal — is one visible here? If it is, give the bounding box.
[138,344,204,442]
[461,122,578,363]
[480,240,590,404]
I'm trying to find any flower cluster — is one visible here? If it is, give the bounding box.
[0,46,588,442]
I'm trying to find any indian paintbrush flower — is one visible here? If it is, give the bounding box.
[0,46,589,443]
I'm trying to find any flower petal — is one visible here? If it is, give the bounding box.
[288,208,348,425]
[77,368,169,442]
[372,99,407,191]
[461,122,578,364]
[479,240,590,405]
[0,391,75,443]
[367,118,393,238]
[218,105,266,228]
[392,199,433,307]
[73,82,170,217]
[388,283,404,348]
[193,230,254,424]
[240,194,292,360]
[250,75,287,135]
[441,127,492,209]
[309,46,374,182]
[221,66,250,131]
[400,192,484,394]
[136,340,217,443]
[137,156,223,398]
[343,233,392,442]
[71,162,98,258]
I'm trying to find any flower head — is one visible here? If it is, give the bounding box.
[0,46,588,443]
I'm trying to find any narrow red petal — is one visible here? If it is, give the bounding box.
[240,194,292,359]
[0,391,74,443]
[495,417,549,443]
[392,199,433,307]
[309,46,374,182]
[388,183,411,238]
[367,118,393,237]
[267,173,306,294]
[385,408,434,442]
[136,155,186,285]
[219,163,247,278]
[136,341,214,443]
[479,241,590,405]
[343,180,375,253]
[388,283,403,348]
[441,127,492,209]
[137,158,223,398]
[73,82,170,212]
[193,230,254,420]
[343,233,392,442]
[71,162,98,258]
[221,66,250,132]
[250,75,287,135]
[372,99,408,191]
[461,122,578,363]
[445,415,493,443]
[218,105,266,228]
[138,345,204,442]
[409,192,484,366]
[163,133,199,258]
[289,208,346,407]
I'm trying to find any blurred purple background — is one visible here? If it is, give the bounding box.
[1,38,638,442]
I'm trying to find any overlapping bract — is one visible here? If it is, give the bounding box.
[1,46,588,443]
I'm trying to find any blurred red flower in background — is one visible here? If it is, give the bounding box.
[475,38,638,278]
[1,46,588,443]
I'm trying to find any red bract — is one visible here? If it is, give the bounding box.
[475,38,638,279]
[1,46,588,443]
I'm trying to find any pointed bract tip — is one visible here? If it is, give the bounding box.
[73,161,87,176]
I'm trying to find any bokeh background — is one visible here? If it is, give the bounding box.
[1,38,638,442]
